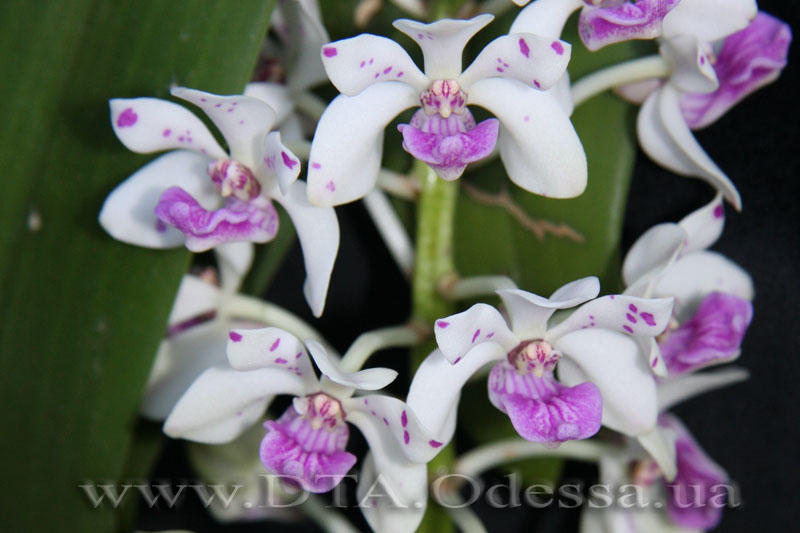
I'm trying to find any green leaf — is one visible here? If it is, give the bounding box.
[0,1,274,531]
[454,19,649,295]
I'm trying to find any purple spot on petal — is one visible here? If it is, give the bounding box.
[360,60,366,68]
[403,431,410,444]
[487,332,495,338]
[454,356,462,364]
[629,303,638,313]
[311,162,321,169]
[640,312,656,326]
[496,67,504,73]
[652,357,659,368]
[270,338,281,351]
[323,46,337,57]
[229,331,242,342]
[401,411,408,427]
[610,295,615,299]
[200,98,207,102]
[436,320,449,329]
[215,103,222,108]
[383,417,389,426]
[116,107,137,127]
[429,440,443,448]
[523,115,530,122]
[374,72,379,78]
[472,329,481,343]
[623,325,634,333]
[275,358,288,364]
[326,180,336,192]
[383,66,392,74]
[714,205,724,218]
[281,151,298,169]
[533,80,541,89]
[155,219,167,233]
[519,38,530,58]
[397,71,404,77]
[296,352,302,358]
[700,55,705,65]
[162,128,171,137]
[626,313,637,324]
[551,41,565,55]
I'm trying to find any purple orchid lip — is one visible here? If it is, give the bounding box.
[680,11,792,129]
[398,109,499,181]
[260,402,356,494]
[659,292,753,376]
[659,414,728,529]
[154,187,279,252]
[579,0,681,51]
[487,361,602,443]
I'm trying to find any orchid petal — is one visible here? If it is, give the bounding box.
[164,366,308,443]
[320,34,428,96]
[637,86,741,209]
[166,275,220,326]
[244,82,294,125]
[658,367,749,411]
[660,414,728,530]
[636,336,668,377]
[226,327,319,390]
[154,189,279,252]
[654,251,754,321]
[269,180,339,317]
[578,0,681,52]
[459,34,571,91]
[488,363,602,443]
[393,15,493,79]
[622,223,687,295]
[356,452,427,533]
[141,320,229,420]
[214,242,254,293]
[257,130,301,195]
[99,150,218,249]
[306,339,397,390]
[307,83,419,206]
[662,0,757,43]
[469,77,587,198]
[678,193,725,255]
[510,0,583,38]
[407,346,504,442]
[547,295,674,342]
[171,88,277,166]
[281,0,331,91]
[109,98,226,159]
[660,36,719,94]
[433,303,517,364]
[497,277,600,339]
[556,329,658,436]
[637,426,678,482]
[680,12,791,129]
[343,395,443,463]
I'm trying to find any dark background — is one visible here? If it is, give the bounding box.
[140,1,799,531]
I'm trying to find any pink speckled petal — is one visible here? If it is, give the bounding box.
[154,187,279,252]
[469,77,587,198]
[680,12,791,129]
[660,36,718,94]
[393,15,493,79]
[261,405,356,493]
[662,0,757,43]
[547,294,674,342]
[398,117,499,180]
[99,150,218,249]
[434,303,517,364]
[343,395,442,463]
[109,98,226,159]
[497,277,600,339]
[171,88,277,166]
[510,0,583,38]
[459,33,571,91]
[660,292,752,375]
[659,414,729,529]
[165,274,220,326]
[556,329,658,436]
[488,362,602,443]
[307,83,419,206]
[678,193,725,255]
[320,34,428,96]
[579,0,681,51]
[164,365,308,443]
[257,130,301,195]
[244,82,294,124]
[226,326,319,391]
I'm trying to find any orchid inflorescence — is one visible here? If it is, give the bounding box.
[99,0,789,531]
